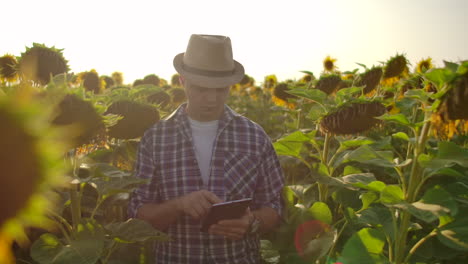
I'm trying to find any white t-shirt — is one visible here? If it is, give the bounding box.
[188,117,219,185]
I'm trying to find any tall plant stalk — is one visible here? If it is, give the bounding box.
[394,111,431,264]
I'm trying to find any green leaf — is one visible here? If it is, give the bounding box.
[404,89,432,104]
[380,185,404,204]
[308,202,332,225]
[392,132,410,141]
[344,145,395,168]
[437,217,468,251]
[91,175,148,199]
[306,103,326,121]
[436,141,468,167]
[444,60,459,72]
[342,173,376,186]
[424,68,455,88]
[287,88,327,102]
[335,86,363,101]
[274,131,310,158]
[106,218,169,243]
[376,113,411,126]
[420,185,458,216]
[357,207,394,240]
[341,228,387,264]
[338,137,374,151]
[31,220,105,264]
[360,192,379,210]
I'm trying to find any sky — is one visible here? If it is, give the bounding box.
[2,0,468,85]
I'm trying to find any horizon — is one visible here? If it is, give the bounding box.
[2,0,467,85]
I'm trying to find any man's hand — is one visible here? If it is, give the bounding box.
[176,190,222,220]
[208,208,254,240]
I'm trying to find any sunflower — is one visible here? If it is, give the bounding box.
[105,100,160,139]
[0,94,65,244]
[415,57,434,73]
[18,43,69,85]
[143,74,160,86]
[147,90,171,108]
[100,75,114,89]
[0,104,41,226]
[357,67,383,94]
[171,74,181,87]
[299,73,315,84]
[0,54,18,82]
[52,94,105,148]
[264,74,277,90]
[272,82,297,109]
[132,79,144,87]
[323,56,338,73]
[315,74,342,95]
[320,101,386,135]
[111,71,124,86]
[78,69,102,94]
[168,87,186,105]
[383,54,408,79]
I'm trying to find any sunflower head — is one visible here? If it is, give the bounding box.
[78,69,101,94]
[133,79,144,87]
[100,75,114,89]
[18,43,69,85]
[0,54,18,82]
[416,57,434,73]
[147,90,171,108]
[239,74,252,86]
[143,74,160,86]
[438,72,468,120]
[111,71,124,86]
[0,104,41,225]
[52,94,105,147]
[383,54,408,79]
[105,100,160,139]
[272,82,297,109]
[171,74,181,87]
[168,87,186,105]
[320,101,386,135]
[0,93,66,238]
[323,56,337,73]
[315,74,342,95]
[300,73,315,84]
[357,67,383,94]
[264,74,277,89]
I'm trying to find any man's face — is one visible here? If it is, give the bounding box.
[184,81,230,122]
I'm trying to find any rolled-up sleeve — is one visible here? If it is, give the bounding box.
[127,130,160,218]
[254,138,285,217]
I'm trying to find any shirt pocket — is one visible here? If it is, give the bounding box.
[223,151,258,200]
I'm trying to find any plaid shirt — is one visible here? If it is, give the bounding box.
[128,103,284,264]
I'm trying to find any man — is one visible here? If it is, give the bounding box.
[128,34,284,263]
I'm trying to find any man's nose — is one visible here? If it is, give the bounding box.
[205,91,217,102]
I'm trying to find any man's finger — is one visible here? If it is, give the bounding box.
[202,191,222,204]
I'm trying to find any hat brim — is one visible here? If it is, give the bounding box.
[173,53,245,88]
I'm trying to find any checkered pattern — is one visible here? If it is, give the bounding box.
[128,104,284,264]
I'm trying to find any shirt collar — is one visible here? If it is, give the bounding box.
[165,103,241,138]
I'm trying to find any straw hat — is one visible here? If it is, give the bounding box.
[173,34,245,88]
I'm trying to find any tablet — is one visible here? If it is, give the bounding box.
[200,198,252,232]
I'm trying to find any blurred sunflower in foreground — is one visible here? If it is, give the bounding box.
[0,89,66,263]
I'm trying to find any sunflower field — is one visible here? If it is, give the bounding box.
[1,44,467,264]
